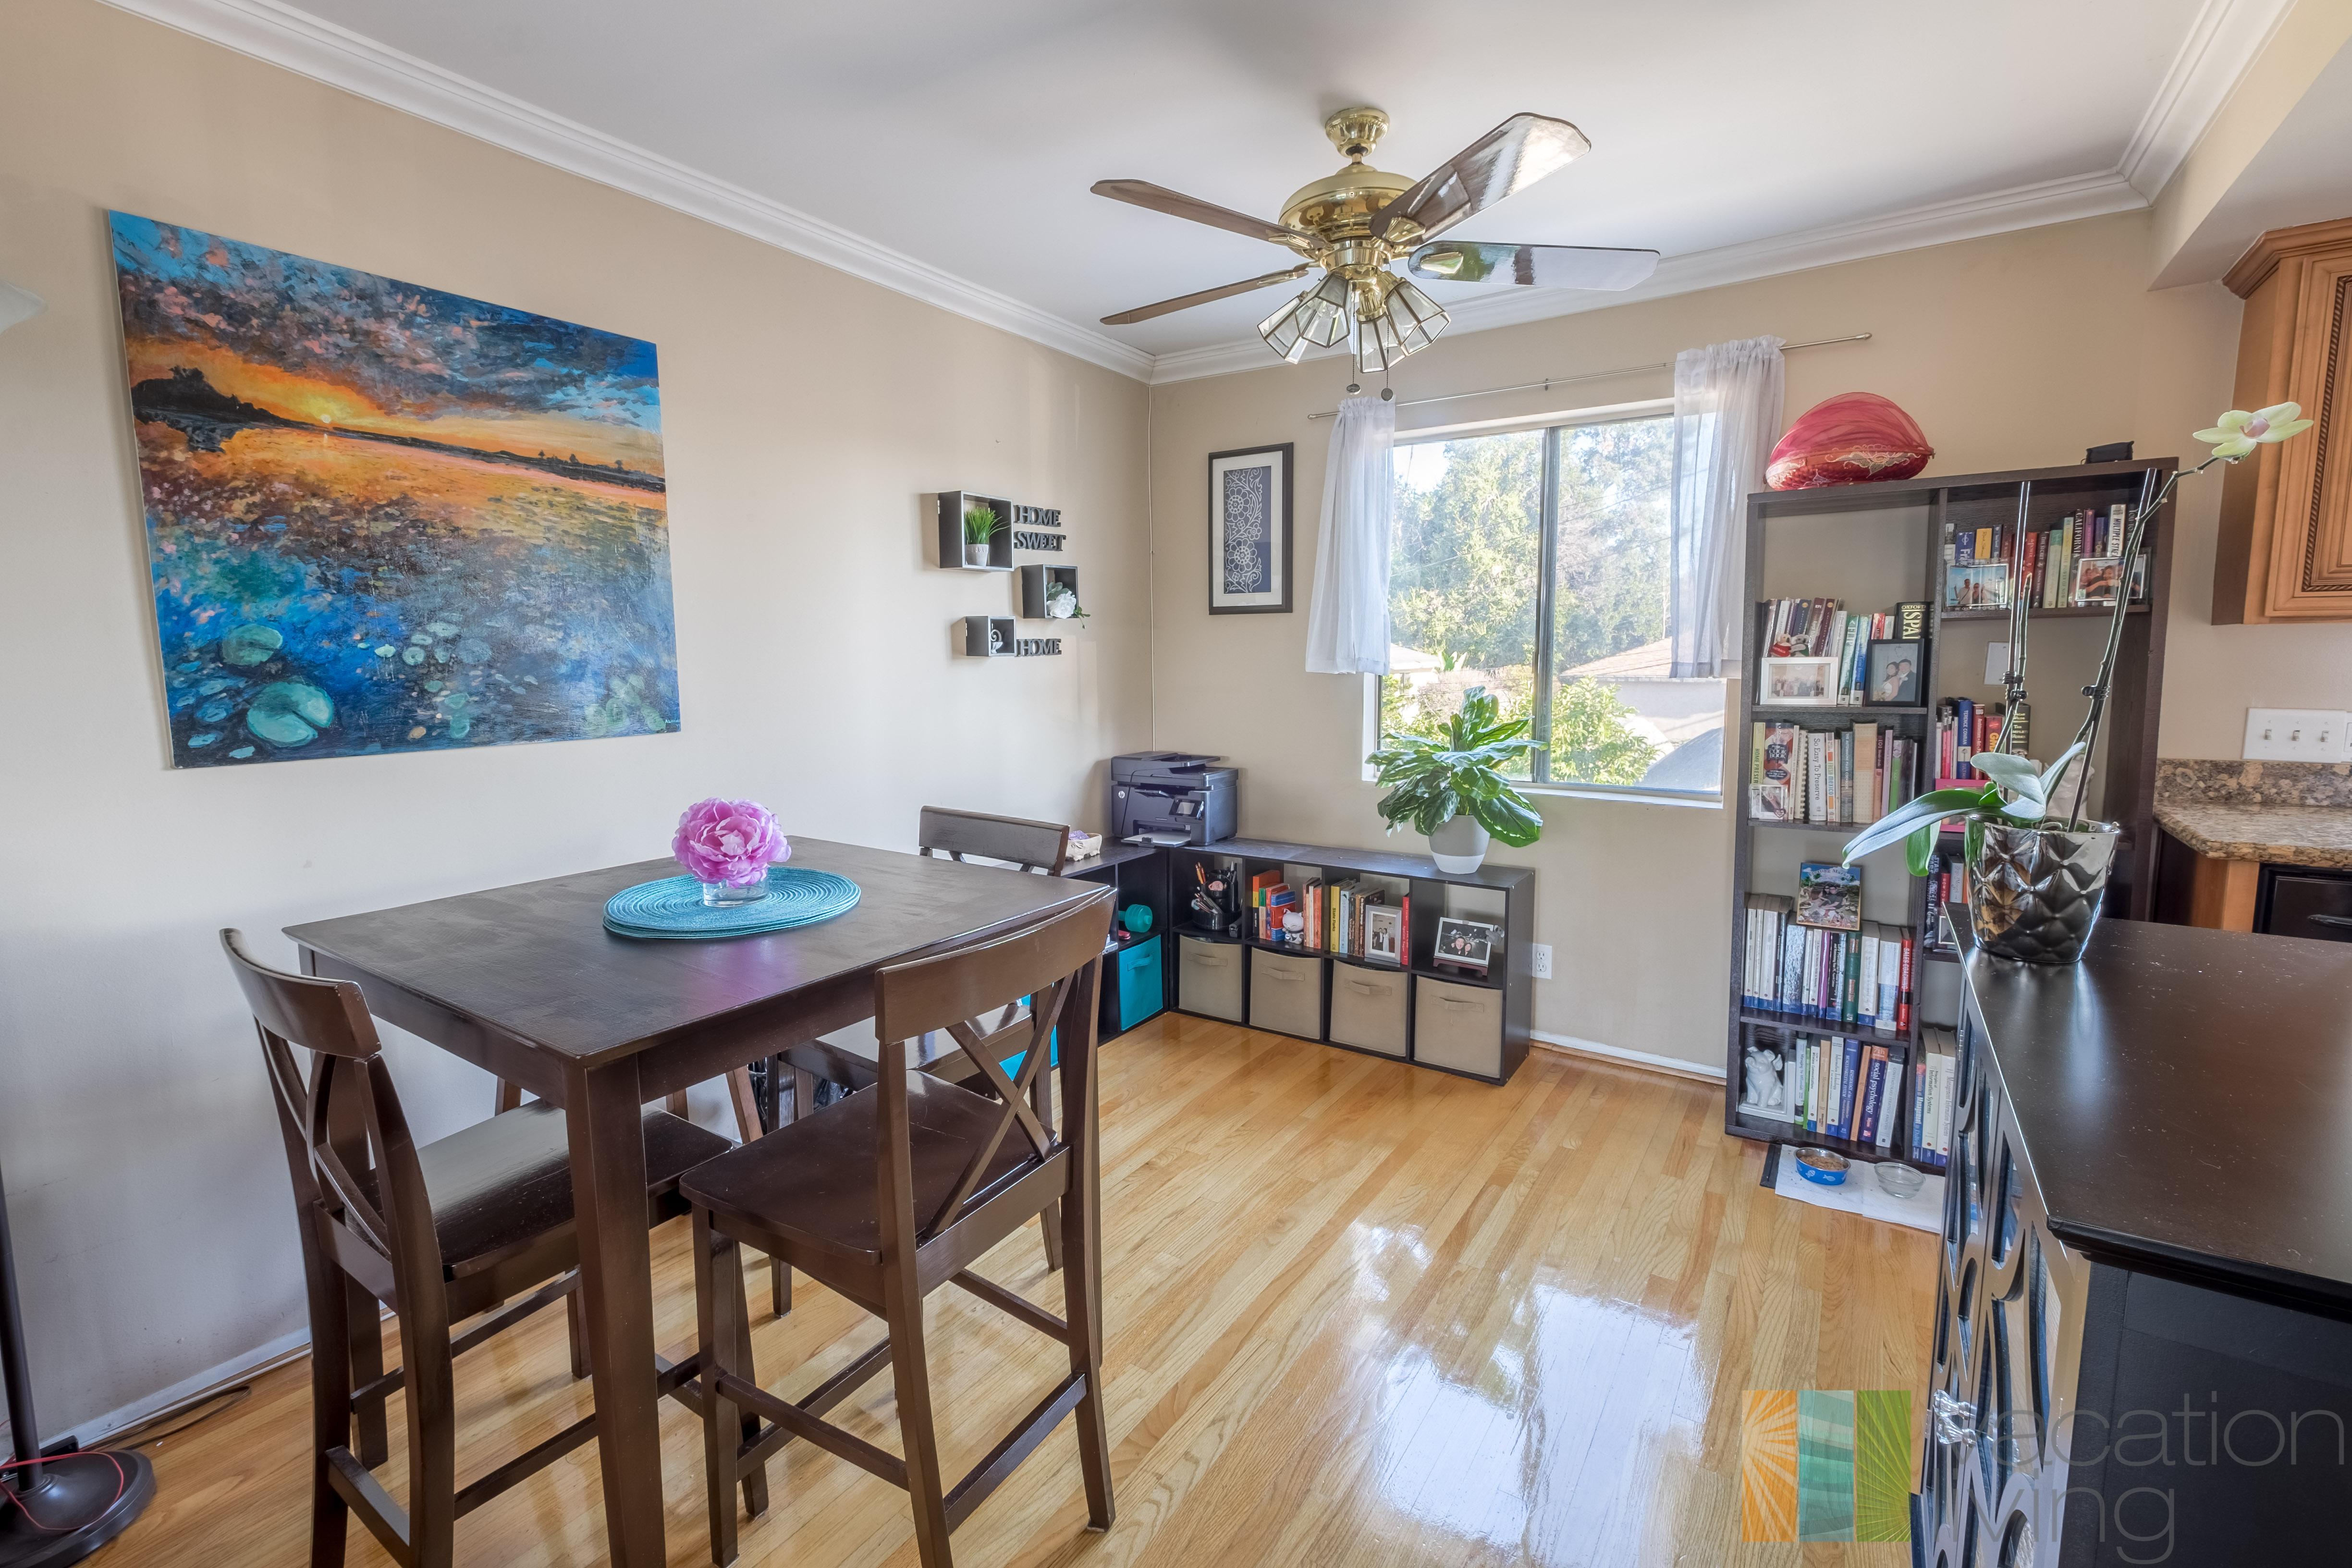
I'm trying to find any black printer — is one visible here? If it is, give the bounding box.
[1108,752,1237,846]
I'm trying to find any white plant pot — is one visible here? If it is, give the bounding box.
[964,542,992,567]
[1428,815,1491,874]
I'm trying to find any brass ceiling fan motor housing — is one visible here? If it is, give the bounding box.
[1282,107,1422,271]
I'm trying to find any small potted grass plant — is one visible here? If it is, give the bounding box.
[962,503,1003,566]
[1366,685,1543,872]
[1843,402,2312,962]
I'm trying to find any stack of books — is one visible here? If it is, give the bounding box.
[1249,873,1409,959]
[1749,721,1921,823]
[1758,599,1926,707]
[1912,1029,1959,1167]
[1759,1034,1902,1147]
[1934,697,2008,782]
[1741,895,1915,1031]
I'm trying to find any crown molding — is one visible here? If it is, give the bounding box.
[2118,0,2298,200]
[95,0,1157,381]
[1148,169,2146,385]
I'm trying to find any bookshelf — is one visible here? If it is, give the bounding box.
[1723,457,2178,1170]
[1160,836,1535,1084]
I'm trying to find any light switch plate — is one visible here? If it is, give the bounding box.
[2243,708,2351,761]
[1528,943,1553,980]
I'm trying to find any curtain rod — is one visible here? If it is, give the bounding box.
[1304,333,1871,420]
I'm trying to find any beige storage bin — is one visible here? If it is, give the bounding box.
[1178,935,1245,1022]
[1248,948,1325,1040]
[1328,961,1410,1058]
[1414,975,1504,1078]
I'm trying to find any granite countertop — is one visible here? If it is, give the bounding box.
[2154,802,2352,870]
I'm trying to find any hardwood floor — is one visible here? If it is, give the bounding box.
[100,1014,1935,1567]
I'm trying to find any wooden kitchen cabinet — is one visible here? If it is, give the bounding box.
[2213,216,2352,623]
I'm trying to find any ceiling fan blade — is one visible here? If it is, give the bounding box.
[1407,242,1658,291]
[1100,265,1314,325]
[1369,114,1592,242]
[1090,180,1309,247]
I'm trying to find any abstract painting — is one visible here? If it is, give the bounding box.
[1207,443,1291,613]
[110,212,679,767]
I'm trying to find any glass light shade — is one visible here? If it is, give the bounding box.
[1258,271,1351,363]
[1387,277,1449,356]
[1350,273,1450,375]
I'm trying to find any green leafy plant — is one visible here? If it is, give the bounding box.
[1842,743,2086,875]
[1366,685,1544,847]
[962,504,1002,547]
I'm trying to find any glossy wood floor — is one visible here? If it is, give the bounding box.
[101,1014,1935,1567]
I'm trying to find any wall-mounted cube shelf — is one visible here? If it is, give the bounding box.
[937,491,1014,572]
[961,615,1017,657]
[1019,564,1082,621]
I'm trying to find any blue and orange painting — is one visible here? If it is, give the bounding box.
[110,212,679,767]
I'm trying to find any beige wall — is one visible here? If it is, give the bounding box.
[0,0,1149,1439]
[1150,208,2352,1071]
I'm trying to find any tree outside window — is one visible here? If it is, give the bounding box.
[1381,414,1726,794]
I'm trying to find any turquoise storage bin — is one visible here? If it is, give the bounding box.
[1115,935,1164,1032]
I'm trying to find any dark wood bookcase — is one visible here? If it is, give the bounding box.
[1722,458,2177,1169]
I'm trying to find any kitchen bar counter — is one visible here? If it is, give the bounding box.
[2154,800,2352,869]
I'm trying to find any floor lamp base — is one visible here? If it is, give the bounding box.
[0,1449,155,1567]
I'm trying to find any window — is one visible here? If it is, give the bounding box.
[1380,411,1726,796]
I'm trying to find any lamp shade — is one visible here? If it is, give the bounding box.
[0,281,46,335]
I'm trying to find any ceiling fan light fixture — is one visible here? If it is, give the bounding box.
[1387,276,1449,355]
[1350,274,1449,375]
[1257,270,1352,363]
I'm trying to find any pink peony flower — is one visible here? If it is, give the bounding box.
[673,797,789,886]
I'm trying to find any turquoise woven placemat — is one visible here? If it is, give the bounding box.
[603,866,860,940]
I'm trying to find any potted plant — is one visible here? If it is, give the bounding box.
[1366,685,1543,872]
[962,503,1002,567]
[1044,578,1087,620]
[1843,402,2313,963]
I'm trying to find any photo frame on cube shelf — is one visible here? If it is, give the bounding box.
[1794,862,1862,932]
[1944,563,2011,611]
[2073,555,2123,607]
[1361,904,1405,965]
[1865,641,1923,706]
[1206,443,1293,614]
[1433,916,1499,975]
[1761,655,1838,706]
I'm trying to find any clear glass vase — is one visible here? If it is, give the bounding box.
[700,875,768,908]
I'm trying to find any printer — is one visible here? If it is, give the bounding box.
[1108,752,1237,846]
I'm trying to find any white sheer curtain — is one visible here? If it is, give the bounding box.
[1668,336,1785,678]
[1304,394,1397,674]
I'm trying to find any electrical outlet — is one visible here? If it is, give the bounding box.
[2243,708,2352,761]
[1528,943,1553,980]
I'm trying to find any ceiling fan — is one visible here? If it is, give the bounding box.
[1092,107,1659,376]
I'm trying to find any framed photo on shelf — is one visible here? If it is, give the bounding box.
[2073,555,2123,607]
[1433,916,1499,975]
[1946,563,2012,611]
[1206,444,1293,614]
[1795,861,1862,931]
[1361,905,1404,965]
[1761,655,1838,706]
[1865,641,1923,705]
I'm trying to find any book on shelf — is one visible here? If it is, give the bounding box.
[1757,598,1926,707]
[1913,1028,1958,1166]
[1742,897,1915,1029]
[1748,720,1922,824]
[1943,503,2146,611]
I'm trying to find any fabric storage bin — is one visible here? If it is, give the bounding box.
[1113,934,1164,1031]
[1328,961,1409,1057]
[1414,975,1503,1078]
[1178,934,1245,1022]
[1248,948,1325,1040]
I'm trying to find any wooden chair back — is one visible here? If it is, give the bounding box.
[221,929,437,1309]
[917,806,1071,876]
[872,887,1111,1246]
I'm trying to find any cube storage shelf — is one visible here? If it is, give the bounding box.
[1019,564,1081,620]
[1725,457,2177,1171]
[936,489,1016,572]
[1156,836,1534,1084]
[961,615,1017,658]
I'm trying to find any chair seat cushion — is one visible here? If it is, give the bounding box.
[419,1103,733,1277]
[681,1076,1038,1264]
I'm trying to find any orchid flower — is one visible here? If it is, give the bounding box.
[2193,402,2314,460]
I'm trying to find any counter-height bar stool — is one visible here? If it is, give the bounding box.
[782,806,1078,1278]
[681,887,1114,1568]
[221,930,740,1568]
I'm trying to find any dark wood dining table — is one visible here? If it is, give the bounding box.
[284,838,1100,1567]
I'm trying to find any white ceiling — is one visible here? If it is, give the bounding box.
[121,0,2292,379]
